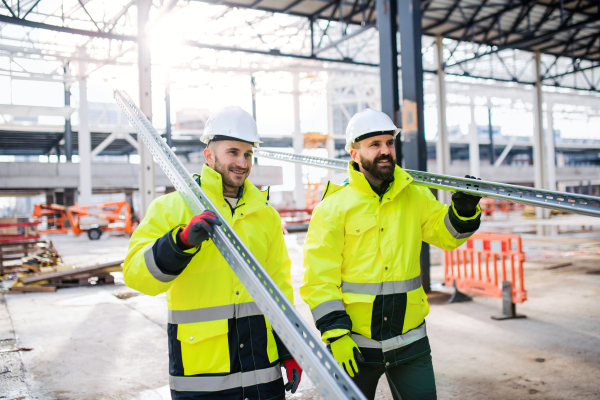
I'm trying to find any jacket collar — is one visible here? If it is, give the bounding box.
[197,164,268,216]
[347,160,413,199]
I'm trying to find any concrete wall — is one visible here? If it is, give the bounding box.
[0,162,283,190]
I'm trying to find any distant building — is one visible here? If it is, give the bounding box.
[176,108,211,130]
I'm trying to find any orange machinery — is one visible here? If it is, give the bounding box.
[32,204,70,233]
[33,201,135,240]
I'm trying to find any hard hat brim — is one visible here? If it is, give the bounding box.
[345,128,401,152]
[200,133,262,147]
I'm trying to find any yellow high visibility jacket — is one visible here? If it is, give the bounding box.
[300,162,480,365]
[124,164,293,399]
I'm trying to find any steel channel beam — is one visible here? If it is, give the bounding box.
[254,149,600,218]
[113,90,366,400]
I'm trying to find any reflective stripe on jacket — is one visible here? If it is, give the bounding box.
[124,164,293,399]
[300,161,480,365]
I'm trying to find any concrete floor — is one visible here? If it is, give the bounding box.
[1,228,600,399]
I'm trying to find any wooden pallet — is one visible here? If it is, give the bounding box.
[14,260,123,291]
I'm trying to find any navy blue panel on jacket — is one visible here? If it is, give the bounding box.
[349,294,430,368]
[152,228,199,275]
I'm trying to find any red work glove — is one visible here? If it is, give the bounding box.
[178,211,222,247]
[282,358,302,394]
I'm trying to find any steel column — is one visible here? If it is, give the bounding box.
[376,0,401,165]
[64,66,73,162]
[77,49,92,205]
[434,35,450,204]
[292,73,305,209]
[54,141,61,161]
[137,0,155,220]
[398,0,430,291]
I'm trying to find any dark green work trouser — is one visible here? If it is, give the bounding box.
[351,351,437,400]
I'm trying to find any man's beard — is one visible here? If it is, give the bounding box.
[359,153,396,181]
[214,155,249,188]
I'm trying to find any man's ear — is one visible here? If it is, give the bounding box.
[349,147,360,163]
[204,147,213,165]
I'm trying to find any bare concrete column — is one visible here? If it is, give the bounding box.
[64,65,73,162]
[77,48,92,205]
[545,102,557,191]
[137,0,155,220]
[326,78,336,181]
[468,97,481,178]
[434,36,450,204]
[533,52,547,221]
[250,75,257,121]
[292,73,305,209]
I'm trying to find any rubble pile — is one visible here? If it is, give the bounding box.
[0,240,123,293]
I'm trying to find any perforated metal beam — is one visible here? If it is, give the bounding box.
[254,149,600,218]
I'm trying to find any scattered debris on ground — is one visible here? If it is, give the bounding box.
[6,260,124,293]
[0,238,124,293]
[1,257,124,293]
[114,291,141,300]
[0,347,33,353]
[0,239,61,275]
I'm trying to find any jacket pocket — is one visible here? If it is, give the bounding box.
[177,319,230,375]
[403,286,429,333]
[342,292,375,337]
[345,216,378,255]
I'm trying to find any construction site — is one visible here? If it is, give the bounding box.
[1,1,599,399]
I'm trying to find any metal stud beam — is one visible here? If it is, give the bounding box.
[254,149,600,218]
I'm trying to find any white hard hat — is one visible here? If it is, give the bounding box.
[200,106,262,147]
[345,108,400,152]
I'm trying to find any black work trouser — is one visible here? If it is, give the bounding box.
[351,351,437,400]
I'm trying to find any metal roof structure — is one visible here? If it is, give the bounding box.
[0,1,598,87]
[215,0,600,61]
[1,0,599,158]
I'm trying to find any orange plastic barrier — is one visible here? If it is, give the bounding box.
[444,233,527,304]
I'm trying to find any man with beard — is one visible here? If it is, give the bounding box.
[124,106,302,399]
[300,108,481,400]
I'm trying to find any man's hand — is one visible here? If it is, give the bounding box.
[178,211,222,247]
[452,175,482,217]
[330,335,364,377]
[282,358,302,393]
